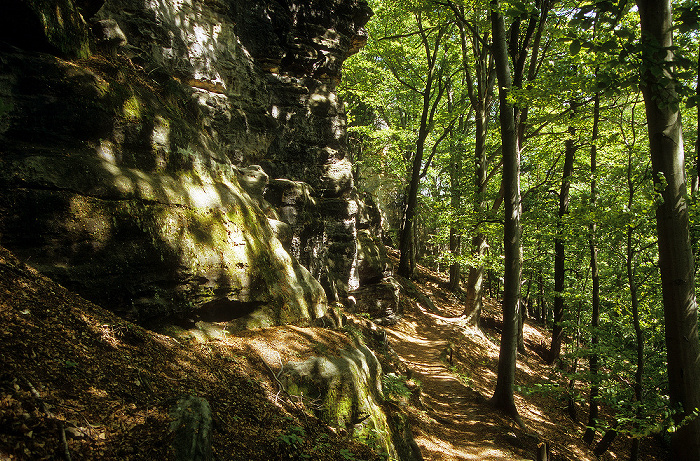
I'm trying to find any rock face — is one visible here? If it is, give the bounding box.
[0,0,372,326]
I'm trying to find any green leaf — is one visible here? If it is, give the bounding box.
[569,39,581,55]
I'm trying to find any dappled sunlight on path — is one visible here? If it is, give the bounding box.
[385,298,536,460]
[381,270,625,460]
[379,252,669,460]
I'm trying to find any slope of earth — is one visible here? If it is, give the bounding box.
[383,252,670,461]
[0,238,671,461]
[0,245,383,461]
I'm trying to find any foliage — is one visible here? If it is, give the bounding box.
[343,0,700,456]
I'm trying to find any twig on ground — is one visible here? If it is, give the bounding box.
[24,378,72,461]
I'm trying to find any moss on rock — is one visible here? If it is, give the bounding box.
[281,342,397,459]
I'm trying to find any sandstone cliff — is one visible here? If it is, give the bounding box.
[0,0,375,327]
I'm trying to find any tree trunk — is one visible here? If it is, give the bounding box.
[628,220,644,461]
[398,18,444,280]
[518,273,532,353]
[567,301,582,423]
[490,0,523,426]
[626,130,645,461]
[398,99,430,279]
[637,1,700,458]
[463,110,489,321]
[593,423,618,457]
[449,229,462,290]
[693,46,700,196]
[584,93,601,445]
[449,123,463,293]
[454,7,495,321]
[538,272,544,324]
[549,125,576,364]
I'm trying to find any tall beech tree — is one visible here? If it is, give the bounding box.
[549,119,576,365]
[583,92,601,445]
[397,12,451,279]
[637,0,700,458]
[489,0,522,426]
[448,0,496,320]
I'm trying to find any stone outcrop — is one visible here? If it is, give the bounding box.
[281,342,397,459]
[350,192,400,323]
[0,0,372,326]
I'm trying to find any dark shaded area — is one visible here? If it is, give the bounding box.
[197,299,265,322]
[0,0,54,54]
[0,245,383,460]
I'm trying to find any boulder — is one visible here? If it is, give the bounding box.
[350,278,401,324]
[281,343,397,459]
[0,0,373,326]
[356,229,389,286]
[236,165,269,206]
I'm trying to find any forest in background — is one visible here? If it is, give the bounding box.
[339,0,700,459]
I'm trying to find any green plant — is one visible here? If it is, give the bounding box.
[449,365,473,388]
[382,373,410,399]
[343,324,365,343]
[277,425,305,448]
[339,448,358,460]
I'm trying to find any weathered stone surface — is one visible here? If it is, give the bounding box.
[0,0,372,325]
[236,165,269,206]
[356,229,389,286]
[0,0,92,58]
[356,191,383,234]
[265,177,358,303]
[169,395,213,461]
[350,278,401,324]
[281,343,397,459]
[91,18,128,51]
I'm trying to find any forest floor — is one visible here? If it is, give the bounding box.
[0,243,670,460]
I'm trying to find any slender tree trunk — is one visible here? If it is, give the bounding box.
[637,1,700,458]
[593,422,618,457]
[693,46,700,196]
[398,97,431,279]
[453,7,495,321]
[696,46,700,195]
[584,94,601,445]
[449,229,462,289]
[490,0,523,426]
[628,218,644,461]
[449,121,463,293]
[549,125,576,364]
[567,301,582,422]
[398,18,444,280]
[518,272,533,353]
[463,110,489,321]
[624,124,645,461]
[538,272,544,324]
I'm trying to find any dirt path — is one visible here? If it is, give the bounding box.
[385,298,537,461]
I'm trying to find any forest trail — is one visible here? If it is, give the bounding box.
[381,256,647,461]
[386,308,515,460]
[386,295,536,460]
